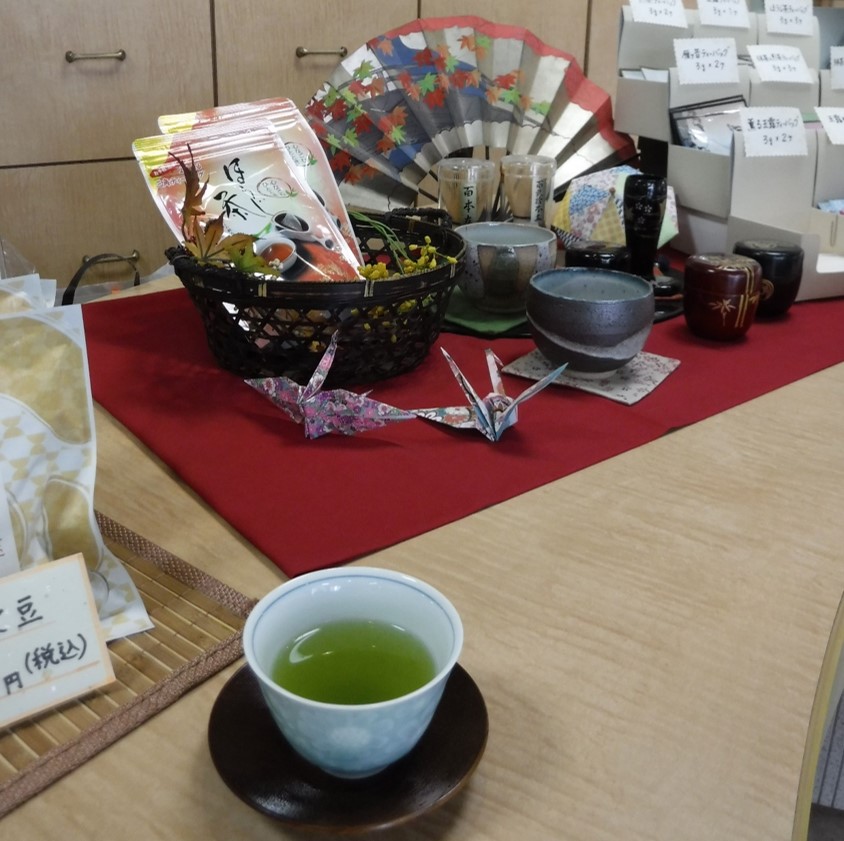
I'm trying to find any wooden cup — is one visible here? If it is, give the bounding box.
[683,253,762,341]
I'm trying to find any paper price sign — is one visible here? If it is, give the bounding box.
[740,107,808,157]
[764,0,813,36]
[831,46,844,91]
[629,0,688,29]
[674,38,739,85]
[0,554,115,729]
[747,44,813,84]
[697,0,751,30]
[815,108,844,146]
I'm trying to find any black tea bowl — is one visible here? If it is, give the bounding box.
[526,267,655,376]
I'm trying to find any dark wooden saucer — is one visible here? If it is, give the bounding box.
[207,663,488,833]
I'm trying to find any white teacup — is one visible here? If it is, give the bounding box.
[455,221,558,313]
[253,233,298,272]
[243,567,463,778]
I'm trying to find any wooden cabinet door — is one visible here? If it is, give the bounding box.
[0,160,177,287]
[417,1,590,68]
[0,0,214,166]
[587,0,626,104]
[214,0,418,109]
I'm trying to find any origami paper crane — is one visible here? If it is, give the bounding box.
[245,333,416,439]
[413,348,567,441]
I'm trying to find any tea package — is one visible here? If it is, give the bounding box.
[157,97,362,263]
[0,306,151,640]
[0,234,37,280]
[133,119,363,282]
[0,274,57,312]
[669,96,745,157]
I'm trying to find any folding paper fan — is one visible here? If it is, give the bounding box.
[305,16,636,212]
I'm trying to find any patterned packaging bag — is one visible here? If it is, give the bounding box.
[133,119,363,282]
[0,305,151,640]
[157,97,363,263]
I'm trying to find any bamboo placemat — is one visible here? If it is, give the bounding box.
[0,513,256,818]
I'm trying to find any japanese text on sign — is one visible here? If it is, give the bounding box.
[747,44,813,84]
[0,554,114,729]
[740,106,808,157]
[674,38,740,85]
[815,108,844,146]
[697,0,751,30]
[629,0,688,29]
[764,0,813,36]
[831,46,844,92]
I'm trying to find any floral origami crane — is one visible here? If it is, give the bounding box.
[245,333,415,439]
[414,348,567,441]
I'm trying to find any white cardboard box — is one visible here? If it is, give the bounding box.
[755,14,821,69]
[615,76,671,141]
[668,146,732,218]
[664,67,749,218]
[617,5,694,71]
[820,70,844,108]
[747,69,819,111]
[691,16,757,56]
[614,5,694,140]
[726,130,844,301]
[664,69,820,224]
[672,205,729,255]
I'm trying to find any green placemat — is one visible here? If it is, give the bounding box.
[443,287,529,337]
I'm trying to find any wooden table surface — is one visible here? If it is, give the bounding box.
[6,283,844,840]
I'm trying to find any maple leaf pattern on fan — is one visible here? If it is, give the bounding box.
[304,16,635,211]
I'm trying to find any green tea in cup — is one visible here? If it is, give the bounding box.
[271,618,437,704]
[243,567,463,778]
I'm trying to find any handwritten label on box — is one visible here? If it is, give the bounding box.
[831,46,844,91]
[629,0,688,29]
[815,108,844,146]
[740,106,808,157]
[748,44,813,84]
[697,0,750,30]
[675,38,739,85]
[764,0,812,37]
[0,554,115,729]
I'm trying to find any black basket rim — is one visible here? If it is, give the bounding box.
[167,210,466,302]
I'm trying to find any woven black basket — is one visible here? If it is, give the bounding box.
[167,210,465,386]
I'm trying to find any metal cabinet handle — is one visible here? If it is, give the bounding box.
[295,46,348,58]
[80,250,139,265]
[62,251,140,306]
[65,49,127,63]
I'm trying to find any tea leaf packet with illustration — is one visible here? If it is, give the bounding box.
[133,119,363,282]
[0,307,152,640]
[157,97,362,264]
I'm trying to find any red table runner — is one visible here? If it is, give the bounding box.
[83,289,844,578]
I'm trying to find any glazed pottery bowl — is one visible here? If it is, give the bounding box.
[526,267,655,375]
[243,567,463,779]
[455,221,557,313]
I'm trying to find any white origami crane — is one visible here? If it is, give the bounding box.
[413,347,567,441]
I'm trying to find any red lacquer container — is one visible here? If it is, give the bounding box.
[683,253,762,341]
